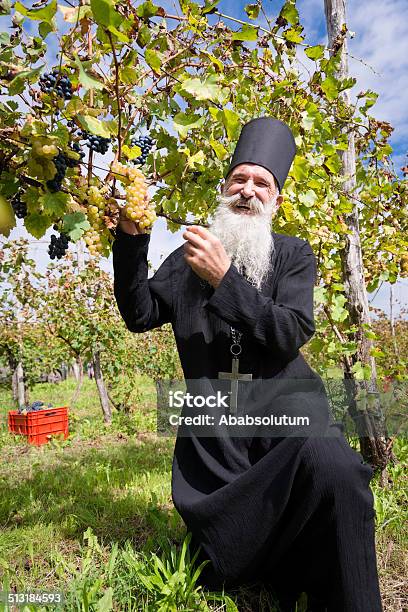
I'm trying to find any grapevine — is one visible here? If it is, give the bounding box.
[111,161,157,231]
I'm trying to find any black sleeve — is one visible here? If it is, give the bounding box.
[112,229,174,333]
[203,241,316,361]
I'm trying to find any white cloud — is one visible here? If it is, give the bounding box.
[296,0,408,154]
[347,0,408,146]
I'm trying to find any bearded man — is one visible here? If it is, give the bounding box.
[112,117,382,612]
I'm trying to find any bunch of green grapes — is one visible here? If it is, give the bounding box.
[32,141,59,157]
[84,185,108,257]
[111,161,157,231]
[87,185,105,223]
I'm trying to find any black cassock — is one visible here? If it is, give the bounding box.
[113,229,382,612]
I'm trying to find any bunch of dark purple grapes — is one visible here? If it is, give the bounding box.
[39,70,73,100]
[11,192,27,219]
[46,152,67,192]
[131,134,154,165]
[65,142,86,168]
[48,233,70,260]
[45,145,84,192]
[18,401,53,414]
[80,131,110,154]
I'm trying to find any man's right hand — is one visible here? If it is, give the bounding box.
[118,212,145,235]
[117,194,150,235]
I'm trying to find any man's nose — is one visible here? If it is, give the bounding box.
[241,180,255,198]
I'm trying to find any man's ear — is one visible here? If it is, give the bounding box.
[276,194,284,208]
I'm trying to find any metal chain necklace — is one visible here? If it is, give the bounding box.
[230,326,243,356]
[218,326,252,414]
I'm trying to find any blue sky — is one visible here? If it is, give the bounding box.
[4,0,408,317]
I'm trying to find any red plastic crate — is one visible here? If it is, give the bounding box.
[8,406,69,446]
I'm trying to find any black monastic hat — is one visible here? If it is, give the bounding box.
[225,116,296,192]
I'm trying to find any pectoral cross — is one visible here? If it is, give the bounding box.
[218,357,252,414]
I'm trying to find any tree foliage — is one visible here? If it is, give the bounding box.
[0,236,182,411]
[0,239,66,394]
[0,1,406,263]
[0,1,407,399]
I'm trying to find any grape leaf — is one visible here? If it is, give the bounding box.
[21,187,41,214]
[301,110,315,131]
[8,66,43,96]
[291,156,308,182]
[50,124,70,147]
[136,1,162,18]
[122,144,142,160]
[222,108,240,141]
[324,154,342,174]
[280,1,299,25]
[180,74,224,103]
[59,4,91,23]
[25,212,51,239]
[305,45,325,61]
[40,192,69,217]
[62,212,91,241]
[358,91,378,114]
[78,115,111,138]
[0,171,18,198]
[38,21,54,37]
[244,4,259,19]
[66,98,86,116]
[15,0,57,24]
[280,200,295,222]
[298,189,317,208]
[173,112,205,139]
[202,0,220,15]
[75,56,105,91]
[137,24,151,47]
[209,138,228,161]
[107,24,129,43]
[283,27,304,44]
[231,24,258,41]
[201,50,224,72]
[339,76,356,92]
[145,49,163,73]
[120,66,139,85]
[321,76,339,101]
[186,150,205,168]
[90,0,121,28]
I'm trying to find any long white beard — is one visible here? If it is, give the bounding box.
[209,191,279,290]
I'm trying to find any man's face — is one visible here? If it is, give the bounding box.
[222,163,282,214]
[209,163,282,290]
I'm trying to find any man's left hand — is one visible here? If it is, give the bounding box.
[183,226,231,289]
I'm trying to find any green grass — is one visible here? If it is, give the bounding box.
[0,379,406,611]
